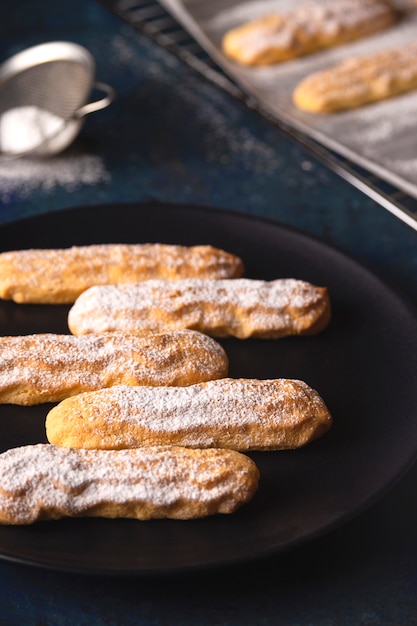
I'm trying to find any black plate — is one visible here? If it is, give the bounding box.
[1,202,417,576]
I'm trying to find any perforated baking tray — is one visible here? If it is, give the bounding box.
[101,0,417,231]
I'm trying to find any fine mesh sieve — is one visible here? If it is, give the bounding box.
[0,41,115,158]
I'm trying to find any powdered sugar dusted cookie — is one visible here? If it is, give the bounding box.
[293,42,417,113]
[0,243,244,304]
[0,444,260,524]
[67,278,331,339]
[46,378,332,451]
[0,329,228,405]
[222,0,397,66]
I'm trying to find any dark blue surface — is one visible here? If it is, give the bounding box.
[1,1,417,624]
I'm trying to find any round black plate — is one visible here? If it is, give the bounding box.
[0,202,417,575]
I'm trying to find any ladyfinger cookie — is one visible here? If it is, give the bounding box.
[293,42,417,113]
[0,444,259,524]
[0,330,228,405]
[0,243,244,304]
[68,278,331,339]
[45,378,332,451]
[221,0,397,66]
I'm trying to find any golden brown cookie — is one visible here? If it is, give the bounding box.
[0,330,228,405]
[45,378,332,451]
[0,444,259,524]
[67,278,331,339]
[0,243,244,304]
[222,0,397,66]
[293,42,417,113]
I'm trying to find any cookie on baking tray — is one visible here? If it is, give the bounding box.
[293,41,417,113]
[221,0,397,66]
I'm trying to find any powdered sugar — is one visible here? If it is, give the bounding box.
[0,153,110,203]
[336,94,417,152]
[110,30,284,176]
[0,444,259,523]
[68,277,329,338]
[0,106,66,155]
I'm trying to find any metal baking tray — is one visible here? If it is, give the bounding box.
[101,0,417,231]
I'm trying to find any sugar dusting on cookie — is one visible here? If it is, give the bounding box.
[45,378,332,451]
[294,42,417,112]
[0,153,110,204]
[0,444,259,524]
[0,244,244,304]
[0,330,228,404]
[222,0,397,64]
[68,278,330,338]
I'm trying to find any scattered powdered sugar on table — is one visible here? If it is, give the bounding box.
[111,31,284,175]
[0,152,110,203]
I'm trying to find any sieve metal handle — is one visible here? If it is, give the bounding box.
[75,81,115,118]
